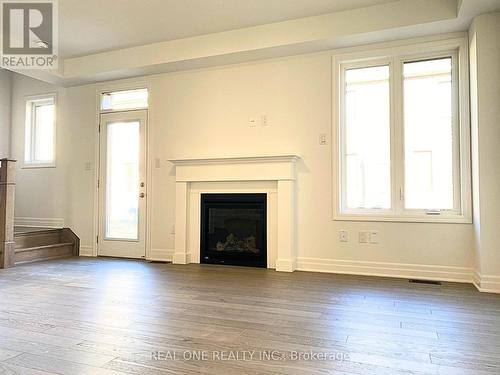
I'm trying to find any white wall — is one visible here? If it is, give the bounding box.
[469,12,500,291]
[10,73,100,248]
[10,44,475,281]
[0,69,12,157]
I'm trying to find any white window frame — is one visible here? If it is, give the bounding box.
[333,37,471,223]
[99,87,149,113]
[23,93,57,168]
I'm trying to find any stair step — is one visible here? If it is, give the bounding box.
[11,228,79,266]
[14,230,62,249]
[16,243,74,253]
[14,227,61,235]
[15,242,75,265]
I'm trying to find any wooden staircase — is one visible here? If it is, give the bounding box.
[14,228,79,265]
[1,159,80,268]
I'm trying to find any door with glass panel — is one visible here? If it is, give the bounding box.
[98,110,147,258]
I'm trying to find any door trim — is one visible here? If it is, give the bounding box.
[92,82,152,258]
[95,109,149,259]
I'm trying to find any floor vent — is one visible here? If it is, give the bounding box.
[409,279,442,285]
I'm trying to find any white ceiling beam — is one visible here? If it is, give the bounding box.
[63,0,456,77]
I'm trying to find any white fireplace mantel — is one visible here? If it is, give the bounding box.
[169,155,299,272]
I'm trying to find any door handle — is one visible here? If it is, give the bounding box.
[139,193,145,198]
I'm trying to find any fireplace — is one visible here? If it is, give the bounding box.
[200,193,267,268]
[170,155,298,271]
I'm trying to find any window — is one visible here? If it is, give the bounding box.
[100,88,148,111]
[344,65,391,210]
[403,57,457,211]
[24,95,56,167]
[335,39,470,222]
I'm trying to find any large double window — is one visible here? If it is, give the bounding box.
[335,39,470,222]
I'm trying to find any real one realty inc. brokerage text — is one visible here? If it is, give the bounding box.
[151,350,350,362]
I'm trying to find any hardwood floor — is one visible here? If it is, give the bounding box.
[0,258,500,374]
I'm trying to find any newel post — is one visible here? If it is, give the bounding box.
[0,159,16,269]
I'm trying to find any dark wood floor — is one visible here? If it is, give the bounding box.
[1,258,500,374]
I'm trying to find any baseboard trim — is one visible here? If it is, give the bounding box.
[78,246,94,257]
[473,271,500,293]
[296,257,474,283]
[79,247,174,261]
[173,252,191,264]
[148,248,174,262]
[15,217,64,228]
[275,258,296,272]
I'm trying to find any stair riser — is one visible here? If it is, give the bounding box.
[14,232,61,249]
[15,244,74,265]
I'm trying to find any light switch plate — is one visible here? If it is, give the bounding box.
[370,230,379,244]
[358,231,369,243]
[261,115,268,126]
[339,230,348,242]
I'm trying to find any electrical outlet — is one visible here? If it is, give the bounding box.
[339,230,348,242]
[319,133,327,145]
[358,231,369,243]
[370,230,379,244]
[261,115,268,126]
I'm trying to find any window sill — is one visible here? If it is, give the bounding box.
[334,214,472,224]
[22,162,56,169]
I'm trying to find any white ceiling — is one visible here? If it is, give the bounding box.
[17,0,500,86]
[59,0,397,58]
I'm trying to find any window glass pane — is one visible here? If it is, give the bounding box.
[25,97,55,164]
[34,103,55,161]
[105,121,140,240]
[101,89,148,111]
[344,65,391,209]
[403,57,454,210]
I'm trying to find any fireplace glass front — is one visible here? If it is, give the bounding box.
[200,193,267,268]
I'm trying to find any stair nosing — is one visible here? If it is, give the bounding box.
[14,228,63,237]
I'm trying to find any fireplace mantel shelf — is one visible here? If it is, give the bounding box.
[169,155,299,165]
[170,155,300,183]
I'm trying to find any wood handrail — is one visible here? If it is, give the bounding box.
[0,159,16,269]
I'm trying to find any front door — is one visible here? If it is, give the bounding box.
[98,110,147,258]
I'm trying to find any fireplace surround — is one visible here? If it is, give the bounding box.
[169,155,299,272]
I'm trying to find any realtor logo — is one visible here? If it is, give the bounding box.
[1,0,58,69]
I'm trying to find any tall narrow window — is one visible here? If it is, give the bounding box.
[403,57,457,211]
[343,65,391,210]
[25,95,56,167]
